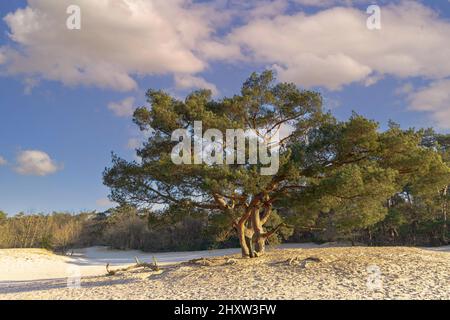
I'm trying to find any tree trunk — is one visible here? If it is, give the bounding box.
[237,221,250,258]
[411,221,417,246]
[251,208,265,256]
[254,237,265,256]
[245,236,255,258]
[233,197,275,258]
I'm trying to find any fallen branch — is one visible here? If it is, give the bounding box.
[187,258,214,266]
[287,256,321,268]
[187,257,238,267]
[106,256,160,276]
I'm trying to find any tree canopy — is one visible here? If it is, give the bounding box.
[104,71,450,257]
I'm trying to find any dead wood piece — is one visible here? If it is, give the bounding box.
[106,256,160,276]
[225,258,237,265]
[188,258,214,266]
[287,256,322,268]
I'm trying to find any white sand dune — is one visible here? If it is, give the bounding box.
[0,244,449,300]
[0,243,323,282]
[0,249,72,282]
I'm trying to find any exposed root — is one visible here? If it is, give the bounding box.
[187,258,215,266]
[106,256,160,276]
[187,256,240,267]
[287,256,322,268]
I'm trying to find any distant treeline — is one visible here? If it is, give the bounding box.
[0,206,215,252]
[0,199,448,253]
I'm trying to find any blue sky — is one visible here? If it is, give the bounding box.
[0,0,449,215]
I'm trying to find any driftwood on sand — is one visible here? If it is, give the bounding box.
[106,256,160,276]
[286,256,322,268]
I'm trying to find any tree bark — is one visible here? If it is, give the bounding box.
[232,194,278,258]
[237,218,251,257]
[411,221,417,246]
[231,202,255,258]
[251,208,266,256]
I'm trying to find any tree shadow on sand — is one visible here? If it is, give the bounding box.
[0,276,137,295]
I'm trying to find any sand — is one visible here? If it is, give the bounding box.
[0,245,449,300]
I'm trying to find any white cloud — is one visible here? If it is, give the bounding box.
[2,0,450,97]
[14,150,61,176]
[247,0,289,19]
[406,79,450,129]
[108,97,136,117]
[174,74,219,96]
[293,0,374,7]
[127,138,141,150]
[2,0,224,91]
[96,198,116,208]
[364,74,383,87]
[0,48,6,65]
[226,2,450,90]
[0,156,7,166]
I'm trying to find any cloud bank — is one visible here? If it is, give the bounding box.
[2,0,224,91]
[2,1,450,126]
[406,79,450,129]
